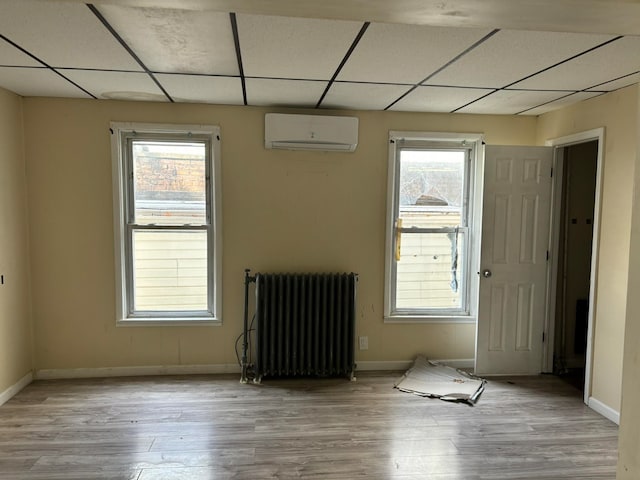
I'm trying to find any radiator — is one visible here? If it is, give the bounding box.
[243,272,357,383]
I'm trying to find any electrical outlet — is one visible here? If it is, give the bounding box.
[359,336,368,350]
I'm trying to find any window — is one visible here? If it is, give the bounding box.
[111,123,222,325]
[384,132,482,322]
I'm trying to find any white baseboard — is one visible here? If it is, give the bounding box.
[0,372,33,406]
[432,358,475,369]
[588,396,620,425]
[356,358,474,371]
[356,360,413,371]
[35,363,241,380]
[34,358,475,380]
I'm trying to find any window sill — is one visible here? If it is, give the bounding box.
[384,315,476,324]
[117,317,221,327]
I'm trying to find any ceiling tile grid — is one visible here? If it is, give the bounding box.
[0,1,638,114]
[97,5,239,76]
[61,70,168,101]
[245,78,328,107]
[586,72,640,92]
[424,29,617,89]
[509,36,640,91]
[0,40,40,67]
[336,23,493,84]
[0,0,141,71]
[456,89,576,115]
[235,14,364,80]
[0,66,92,98]
[321,82,413,110]
[522,91,603,116]
[155,74,244,104]
[388,85,495,113]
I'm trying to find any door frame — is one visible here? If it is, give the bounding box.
[544,128,605,405]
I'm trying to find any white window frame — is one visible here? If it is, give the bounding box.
[111,122,222,326]
[384,131,483,323]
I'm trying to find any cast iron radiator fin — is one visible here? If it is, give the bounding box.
[246,272,357,383]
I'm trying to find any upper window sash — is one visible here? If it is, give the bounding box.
[393,145,472,229]
[122,133,213,228]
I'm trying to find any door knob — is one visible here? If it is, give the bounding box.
[482,269,492,278]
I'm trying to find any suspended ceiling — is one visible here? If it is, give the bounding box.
[0,0,639,116]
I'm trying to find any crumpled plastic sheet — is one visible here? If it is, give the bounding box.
[394,355,486,406]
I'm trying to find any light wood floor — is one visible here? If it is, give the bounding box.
[0,372,618,479]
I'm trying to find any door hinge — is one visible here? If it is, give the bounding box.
[546,250,550,261]
[542,332,546,343]
[551,167,553,178]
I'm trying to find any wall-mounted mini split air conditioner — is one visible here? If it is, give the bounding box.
[264,113,359,152]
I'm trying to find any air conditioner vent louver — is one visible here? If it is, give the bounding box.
[265,113,358,152]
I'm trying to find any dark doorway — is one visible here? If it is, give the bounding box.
[553,140,598,392]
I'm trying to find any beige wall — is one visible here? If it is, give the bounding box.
[617,86,640,479]
[0,88,32,393]
[536,85,639,413]
[13,84,640,477]
[22,98,536,371]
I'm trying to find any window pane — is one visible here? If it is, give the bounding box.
[132,230,208,312]
[399,150,465,228]
[395,232,465,310]
[132,140,206,225]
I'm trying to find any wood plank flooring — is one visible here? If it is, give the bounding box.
[0,372,618,479]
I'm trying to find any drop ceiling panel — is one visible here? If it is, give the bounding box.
[336,23,492,84]
[0,41,40,67]
[321,82,411,110]
[0,1,634,116]
[523,92,602,116]
[0,1,141,71]
[62,70,167,101]
[237,14,363,80]
[456,90,571,115]
[98,6,238,75]
[586,72,640,92]
[155,74,243,104]
[426,30,615,88]
[510,36,640,91]
[389,86,494,113]
[245,78,326,107]
[0,67,91,98]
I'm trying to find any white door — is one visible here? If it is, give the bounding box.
[476,146,553,375]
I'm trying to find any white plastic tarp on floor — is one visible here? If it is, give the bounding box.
[394,355,486,405]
